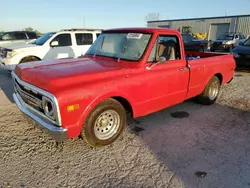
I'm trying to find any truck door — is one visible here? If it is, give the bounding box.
[74,33,94,57]
[142,34,189,113]
[44,33,75,60]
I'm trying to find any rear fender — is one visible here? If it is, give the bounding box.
[202,73,223,91]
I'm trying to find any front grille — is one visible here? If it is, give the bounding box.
[12,72,61,126]
[212,42,223,47]
[14,78,44,113]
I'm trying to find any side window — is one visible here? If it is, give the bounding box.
[26,32,37,39]
[239,35,245,39]
[1,33,15,40]
[96,33,101,38]
[235,34,239,39]
[147,35,181,62]
[14,32,27,40]
[75,33,93,45]
[52,34,72,46]
[182,26,192,34]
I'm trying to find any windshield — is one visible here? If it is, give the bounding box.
[35,32,56,45]
[217,35,234,40]
[85,32,152,61]
[243,38,250,46]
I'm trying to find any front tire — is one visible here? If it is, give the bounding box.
[196,76,221,105]
[81,98,126,148]
[20,56,40,64]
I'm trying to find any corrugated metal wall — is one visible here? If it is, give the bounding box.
[237,17,250,37]
[148,16,250,38]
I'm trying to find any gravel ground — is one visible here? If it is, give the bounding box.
[1,69,250,188]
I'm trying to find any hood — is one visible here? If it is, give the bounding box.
[213,39,234,43]
[6,44,38,50]
[14,57,130,93]
[233,45,250,55]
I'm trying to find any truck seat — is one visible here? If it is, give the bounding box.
[157,40,176,61]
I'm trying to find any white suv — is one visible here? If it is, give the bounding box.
[0,28,102,71]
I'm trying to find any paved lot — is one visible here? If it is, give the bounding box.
[0,69,14,106]
[1,68,250,188]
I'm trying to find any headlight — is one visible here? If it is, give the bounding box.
[224,41,232,45]
[6,50,17,58]
[42,96,55,120]
[232,52,239,58]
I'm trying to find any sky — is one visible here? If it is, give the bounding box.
[1,0,250,33]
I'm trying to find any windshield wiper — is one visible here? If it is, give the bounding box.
[93,36,105,57]
[116,37,128,62]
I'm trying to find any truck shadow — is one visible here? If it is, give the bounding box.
[129,100,250,188]
[0,68,14,103]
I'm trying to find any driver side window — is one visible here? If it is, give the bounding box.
[2,33,15,40]
[52,34,72,47]
[147,35,181,62]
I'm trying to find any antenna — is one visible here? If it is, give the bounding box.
[83,15,85,27]
[225,10,228,16]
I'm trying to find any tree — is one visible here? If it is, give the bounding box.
[145,13,160,22]
[145,13,160,26]
[23,27,34,31]
[23,27,43,36]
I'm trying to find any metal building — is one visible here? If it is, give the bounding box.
[147,14,250,40]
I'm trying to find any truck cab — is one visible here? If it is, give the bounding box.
[12,27,235,148]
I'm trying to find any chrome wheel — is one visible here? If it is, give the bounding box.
[94,110,120,140]
[208,80,219,100]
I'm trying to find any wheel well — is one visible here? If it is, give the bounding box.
[20,56,41,63]
[215,73,223,84]
[112,97,133,117]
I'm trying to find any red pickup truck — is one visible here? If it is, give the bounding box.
[12,28,235,147]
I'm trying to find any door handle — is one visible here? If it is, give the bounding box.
[179,67,188,71]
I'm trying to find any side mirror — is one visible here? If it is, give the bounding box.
[146,56,166,70]
[158,56,167,64]
[50,41,59,47]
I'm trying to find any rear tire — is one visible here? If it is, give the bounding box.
[196,76,221,105]
[81,98,126,148]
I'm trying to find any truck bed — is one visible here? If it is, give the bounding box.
[185,51,229,59]
[184,51,236,100]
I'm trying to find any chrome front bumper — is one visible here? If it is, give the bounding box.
[13,93,68,142]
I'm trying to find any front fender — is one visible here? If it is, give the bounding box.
[12,52,43,64]
[60,89,135,138]
[78,91,135,127]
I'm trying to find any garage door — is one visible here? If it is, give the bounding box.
[209,23,230,40]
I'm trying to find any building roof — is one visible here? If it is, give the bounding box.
[147,14,250,23]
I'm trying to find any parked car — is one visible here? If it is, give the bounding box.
[0,31,39,48]
[0,28,102,71]
[182,33,208,52]
[12,27,235,147]
[232,37,250,66]
[210,32,246,52]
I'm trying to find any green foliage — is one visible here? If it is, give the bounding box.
[23,27,43,36]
